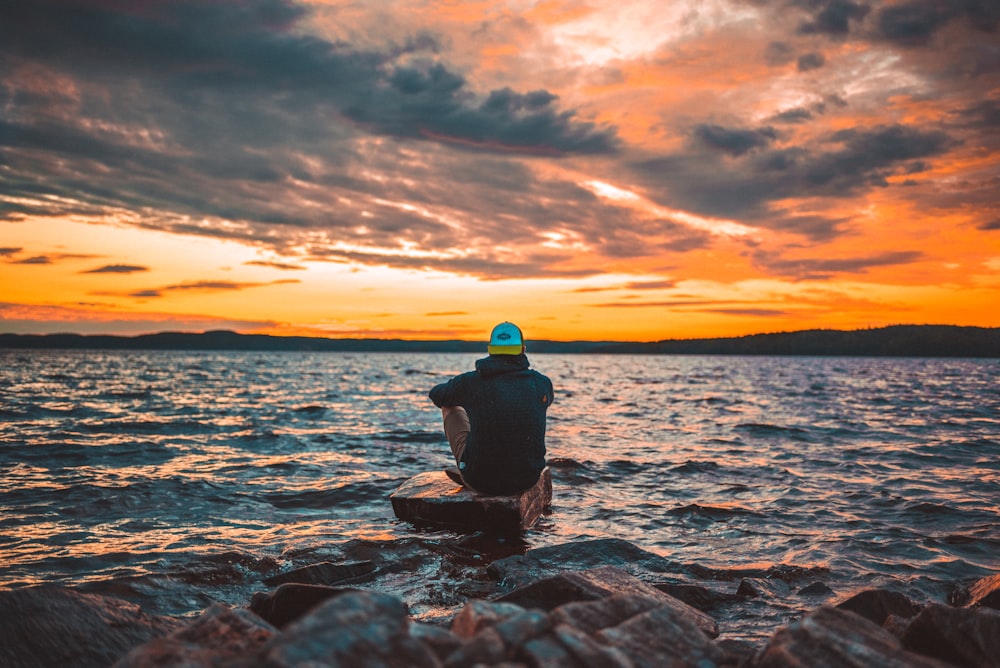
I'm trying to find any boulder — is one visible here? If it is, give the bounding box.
[249,583,360,628]
[900,603,1000,668]
[496,565,719,639]
[595,599,727,668]
[390,467,552,533]
[755,605,952,668]
[965,573,1000,610]
[0,586,179,668]
[114,603,276,667]
[835,589,921,626]
[446,593,719,668]
[261,590,440,668]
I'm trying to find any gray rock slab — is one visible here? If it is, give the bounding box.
[390,467,551,533]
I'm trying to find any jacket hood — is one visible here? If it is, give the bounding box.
[475,353,530,378]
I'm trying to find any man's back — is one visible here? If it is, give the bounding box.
[429,353,553,495]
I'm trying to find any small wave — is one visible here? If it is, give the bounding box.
[735,423,813,441]
[264,481,394,509]
[292,405,327,414]
[378,430,443,444]
[667,503,762,519]
[905,501,956,515]
[670,460,721,474]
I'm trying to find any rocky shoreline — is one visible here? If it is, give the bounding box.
[2,538,997,668]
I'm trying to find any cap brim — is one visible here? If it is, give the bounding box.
[488,344,523,355]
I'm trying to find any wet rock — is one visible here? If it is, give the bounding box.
[549,593,726,666]
[798,581,834,597]
[497,565,719,639]
[755,605,951,668]
[262,560,377,587]
[114,603,275,667]
[900,603,1000,668]
[262,590,440,668]
[514,628,628,668]
[835,588,921,626]
[0,586,180,668]
[965,573,1000,610]
[487,537,682,588]
[737,577,792,599]
[451,599,527,638]
[596,599,727,668]
[549,594,666,635]
[249,583,358,629]
[883,613,911,640]
[390,467,552,533]
[654,582,744,611]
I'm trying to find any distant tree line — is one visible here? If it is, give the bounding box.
[1,325,997,357]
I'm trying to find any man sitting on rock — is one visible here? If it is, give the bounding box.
[429,322,554,496]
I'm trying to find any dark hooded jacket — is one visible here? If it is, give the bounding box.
[429,354,553,495]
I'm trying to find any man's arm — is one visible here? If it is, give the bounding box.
[429,374,467,408]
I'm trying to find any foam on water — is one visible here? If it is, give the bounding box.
[1,350,998,639]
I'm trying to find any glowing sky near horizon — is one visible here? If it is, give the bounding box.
[1,0,998,341]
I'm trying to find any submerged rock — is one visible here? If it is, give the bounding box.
[390,467,552,533]
[0,586,179,668]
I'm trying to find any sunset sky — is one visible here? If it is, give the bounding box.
[1,0,998,342]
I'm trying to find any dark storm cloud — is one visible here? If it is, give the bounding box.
[0,247,22,256]
[82,264,149,274]
[752,249,924,279]
[14,256,52,265]
[693,124,778,156]
[0,0,617,154]
[978,219,1000,231]
[874,0,999,46]
[0,0,618,251]
[633,123,953,239]
[795,0,871,35]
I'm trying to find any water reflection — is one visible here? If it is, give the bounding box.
[1,351,998,615]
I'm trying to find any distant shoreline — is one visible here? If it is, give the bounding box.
[2,324,999,357]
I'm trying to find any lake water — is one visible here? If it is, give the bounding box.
[1,350,998,641]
